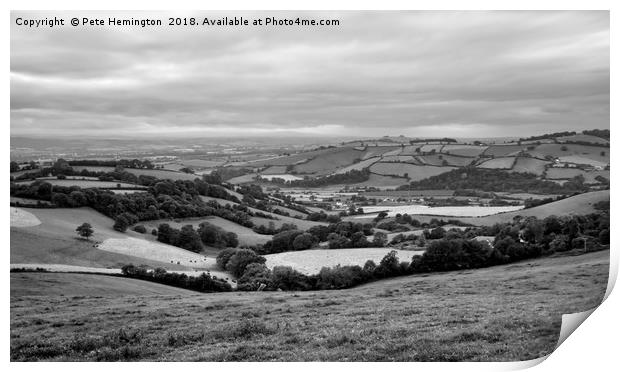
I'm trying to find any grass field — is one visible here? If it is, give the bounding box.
[511,157,550,176]
[546,168,609,183]
[332,157,380,175]
[14,179,145,189]
[477,157,516,169]
[10,207,41,227]
[294,147,364,175]
[556,134,609,145]
[264,248,423,275]
[370,163,455,181]
[347,190,609,226]
[533,144,609,163]
[10,207,200,271]
[10,250,608,361]
[441,144,488,157]
[72,166,200,181]
[483,145,527,157]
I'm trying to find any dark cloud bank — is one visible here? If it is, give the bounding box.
[11,11,609,139]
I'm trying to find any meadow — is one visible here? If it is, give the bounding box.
[10,250,608,361]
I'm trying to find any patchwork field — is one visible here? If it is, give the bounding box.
[264,248,423,275]
[556,134,609,145]
[483,145,526,157]
[14,179,145,189]
[72,166,200,181]
[441,144,488,157]
[477,157,516,169]
[10,250,608,361]
[532,144,609,163]
[511,157,550,176]
[546,168,609,183]
[369,163,455,181]
[10,207,203,271]
[332,157,380,174]
[294,147,364,175]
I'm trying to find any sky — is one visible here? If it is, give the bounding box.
[10,11,609,139]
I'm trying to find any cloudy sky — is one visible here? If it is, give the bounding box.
[11,11,609,138]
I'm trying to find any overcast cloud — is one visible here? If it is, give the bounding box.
[10,11,609,138]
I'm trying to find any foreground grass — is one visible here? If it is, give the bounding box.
[10,250,609,361]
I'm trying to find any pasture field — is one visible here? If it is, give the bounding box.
[10,207,200,271]
[10,207,41,227]
[348,174,411,189]
[370,163,455,181]
[179,159,226,168]
[261,165,287,174]
[72,166,200,181]
[259,174,303,181]
[380,155,418,163]
[346,190,609,226]
[355,204,524,219]
[10,250,608,361]
[477,157,516,169]
[441,144,488,157]
[11,272,196,297]
[264,248,423,275]
[361,146,402,160]
[556,134,609,145]
[483,145,526,157]
[227,174,258,184]
[294,147,365,175]
[399,145,422,155]
[532,144,609,163]
[332,157,380,175]
[14,179,145,189]
[363,189,455,198]
[511,157,550,176]
[419,144,444,153]
[546,168,609,183]
[556,155,608,168]
[418,154,473,167]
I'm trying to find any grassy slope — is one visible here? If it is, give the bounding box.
[10,272,195,297]
[346,190,609,226]
[10,250,608,361]
[11,207,195,270]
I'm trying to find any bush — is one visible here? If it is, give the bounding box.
[237,263,272,291]
[271,266,314,290]
[216,248,240,270]
[317,265,367,289]
[132,225,147,234]
[225,249,266,277]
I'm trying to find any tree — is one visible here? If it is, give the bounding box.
[226,249,266,277]
[76,223,94,240]
[372,231,388,247]
[10,161,20,173]
[292,233,317,251]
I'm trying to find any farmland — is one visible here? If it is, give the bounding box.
[264,248,423,275]
[370,163,456,180]
[9,129,611,362]
[10,250,608,361]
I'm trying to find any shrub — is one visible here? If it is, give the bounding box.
[132,225,147,234]
[237,263,272,291]
[317,265,366,289]
[225,249,266,277]
[271,266,314,291]
[216,248,240,270]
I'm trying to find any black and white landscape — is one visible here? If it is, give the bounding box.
[10,10,610,362]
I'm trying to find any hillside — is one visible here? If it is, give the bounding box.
[11,272,195,297]
[11,250,608,361]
